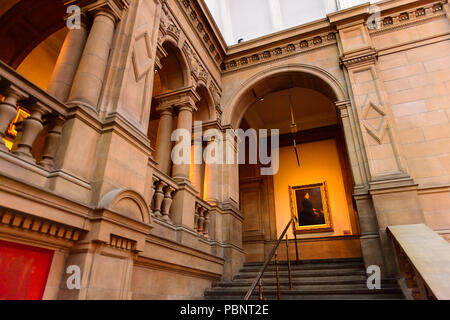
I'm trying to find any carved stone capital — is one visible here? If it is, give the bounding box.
[154,87,199,113]
[340,49,378,69]
[67,0,130,21]
[335,100,351,119]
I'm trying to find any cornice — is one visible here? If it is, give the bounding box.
[369,1,446,35]
[0,210,84,242]
[174,0,225,67]
[222,32,338,73]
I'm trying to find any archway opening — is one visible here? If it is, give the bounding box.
[235,70,361,262]
[148,41,189,153]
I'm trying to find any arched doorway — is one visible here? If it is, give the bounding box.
[223,65,362,263]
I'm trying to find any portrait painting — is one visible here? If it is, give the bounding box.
[289,182,333,234]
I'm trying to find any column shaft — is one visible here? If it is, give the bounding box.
[155,109,174,175]
[204,140,219,204]
[47,21,88,102]
[68,10,116,110]
[172,106,193,181]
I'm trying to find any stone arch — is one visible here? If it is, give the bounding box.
[194,83,216,122]
[0,0,66,68]
[222,64,348,129]
[98,189,151,225]
[157,38,192,90]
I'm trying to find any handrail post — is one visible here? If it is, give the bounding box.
[274,252,281,300]
[258,279,263,301]
[293,225,299,264]
[285,234,293,290]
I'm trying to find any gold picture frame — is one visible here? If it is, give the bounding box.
[289,182,333,234]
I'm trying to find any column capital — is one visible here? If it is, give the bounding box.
[154,87,200,113]
[66,0,130,22]
[340,48,378,69]
[335,100,351,119]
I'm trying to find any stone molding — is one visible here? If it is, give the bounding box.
[369,1,446,36]
[157,1,222,110]
[0,210,83,242]
[222,32,338,73]
[340,49,378,68]
[174,0,224,66]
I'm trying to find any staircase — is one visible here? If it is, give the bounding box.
[205,258,405,300]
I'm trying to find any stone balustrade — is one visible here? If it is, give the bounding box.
[388,224,450,300]
[194,199,211,238]
[150,170,178,223]
[0,61,67,169]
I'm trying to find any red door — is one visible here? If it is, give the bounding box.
[0,240,54,300]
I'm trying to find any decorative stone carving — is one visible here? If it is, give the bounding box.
[222,32,337,71]
[132,29,153,81]
[159,1,181,43]
[176,0,223,67]
[0,210,82,241]
[183,42,209,84]
[368,2,446,35]
[361,100,388,144]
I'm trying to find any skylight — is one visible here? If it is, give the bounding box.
[204,0,382,45]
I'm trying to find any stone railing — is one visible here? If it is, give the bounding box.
[388,224,450,300]
[0,61,66,169]
[194,198,211,238]
[150,169,178,223]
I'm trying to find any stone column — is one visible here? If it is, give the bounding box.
[0,86,27,151]
[172,103,195,182]
[47,15,88,102]
[155,108,174,175]
[204,139,220,204]
[68,9,117,111]
[155,88,199,228]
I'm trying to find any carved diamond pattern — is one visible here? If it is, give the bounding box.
[361,100,388,144]
[132,30,153,81]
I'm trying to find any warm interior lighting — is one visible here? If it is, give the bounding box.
[3,107,30,151]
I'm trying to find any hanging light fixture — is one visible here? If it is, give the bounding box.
[288,89,300,167]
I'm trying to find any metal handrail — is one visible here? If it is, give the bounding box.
[244,217,299,300]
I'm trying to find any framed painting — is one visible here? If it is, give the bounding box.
[289,182,333,234]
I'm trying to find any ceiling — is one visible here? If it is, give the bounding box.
[243,87,338,134]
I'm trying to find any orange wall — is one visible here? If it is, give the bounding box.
[16,29,66,90]
[273,139,352,239]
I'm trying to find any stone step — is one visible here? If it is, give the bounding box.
[206,283,401,295]
[213,277,397,288]
[242,258,363,267]
[205,293,405,300]
[205,257,405,300]
[238,261,365,273]
[205,286,402,298]
[233,268,366,280]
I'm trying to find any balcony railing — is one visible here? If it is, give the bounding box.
[0,60,67,170]
[150,169,178,223]
[194,198,211,238]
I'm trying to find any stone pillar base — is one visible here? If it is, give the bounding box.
[171,182,197,229]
